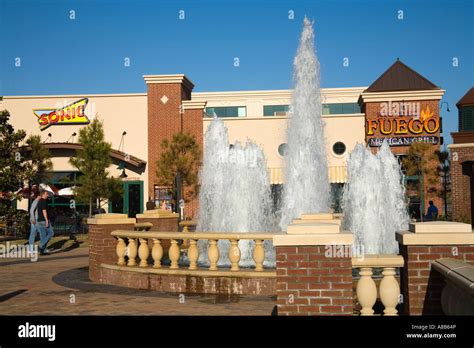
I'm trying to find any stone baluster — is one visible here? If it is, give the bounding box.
[188,239,199,270]
[151,239,163,268]
[138,238,150,267]
[356,267,377,315]
[253,239,265,272]
[229,239,241,271]
[169,239,180,269]
[208,239,220,271]
[127,238,138,266]
[116,237,126,266]
[379,267,400,316]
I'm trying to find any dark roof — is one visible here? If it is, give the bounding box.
[457,87,474,107]
[364,59,440,93]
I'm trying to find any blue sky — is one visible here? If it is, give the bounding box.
[1,0,473,143]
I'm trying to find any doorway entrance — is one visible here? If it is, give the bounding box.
[109,181,144,218]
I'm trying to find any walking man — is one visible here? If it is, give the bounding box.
[36,189,54,255]
[28,192,41,252]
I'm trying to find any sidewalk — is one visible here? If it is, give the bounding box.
[0,247,275,315]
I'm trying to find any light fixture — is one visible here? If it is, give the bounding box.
[117,162,127,178]
[119,131,127,152]
[440,101,450,112]
[66,132,77,143]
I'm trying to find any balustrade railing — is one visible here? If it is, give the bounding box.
[352,255,404,316]
[110,230,276,275]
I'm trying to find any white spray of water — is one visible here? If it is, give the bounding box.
[197,118,276,267]
[280,17,330,229]
[342,141,409,255]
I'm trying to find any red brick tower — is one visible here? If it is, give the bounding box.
[360,60,445,217]
[144,75,205,219]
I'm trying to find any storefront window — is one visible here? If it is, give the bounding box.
[322,103,361,115]
[41,171,89,235]
[264,105,289,116]
[205,106,246,118]
[461,107,474,131]
[154,185,173,209]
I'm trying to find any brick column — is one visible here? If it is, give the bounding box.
[87,214,136,282]
[396,221,474,315]
[181,100,206,219]
[448,143,474,223]
[136,210,179,250]
[143,75,199,198]
[273,215,353,316]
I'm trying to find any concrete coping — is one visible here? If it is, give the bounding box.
[136,210,179,219]
[111,230,280,240]
[300,213,335,220]
[352,254,404,268]
[292,218,341,226]
[136,215,179,219]
[432,258,474,295]
[396,230,474,245]
[273,231,353,246]
[409,221,472,233]
[287,222,340,234]
[93,213,128,219]
[101,263,276,278]
[87,217,136,225]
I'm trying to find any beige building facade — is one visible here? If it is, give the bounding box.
[1,60,446,219]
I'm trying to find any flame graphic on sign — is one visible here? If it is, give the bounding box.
[419,105,434,122]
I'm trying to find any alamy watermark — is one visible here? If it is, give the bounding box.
[0,242,38,262]
[324,244,366,260]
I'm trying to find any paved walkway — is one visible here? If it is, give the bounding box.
[0,247,276,315]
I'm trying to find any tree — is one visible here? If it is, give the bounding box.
[24,135,53,185]
[402,142,438,220]
[69,118,123,217]
[0,110,33,212]
[0,110,53,236]
[155,132,201,206]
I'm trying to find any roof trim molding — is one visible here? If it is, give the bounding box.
[182,100,207,110]
[143,74,194,91]
[360,89,445,103]
[21,142,147,168]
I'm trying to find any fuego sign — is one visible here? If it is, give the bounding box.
[33,98,90,131]
[367,105,440,136]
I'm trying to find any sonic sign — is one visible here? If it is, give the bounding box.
[366,101,440,147]
[33,98,90,131]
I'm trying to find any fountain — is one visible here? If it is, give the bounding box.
[197,117,276,267]
[342,141,409,255]
[279,17,330,230]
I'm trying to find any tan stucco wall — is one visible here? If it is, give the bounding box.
[0,94,149,195]
[1,86,367,194]
[203,114,365,170]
